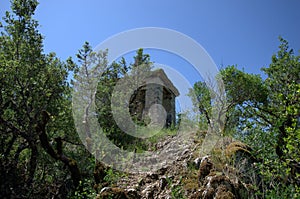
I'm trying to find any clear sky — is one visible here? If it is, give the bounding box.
[1,0,300,74]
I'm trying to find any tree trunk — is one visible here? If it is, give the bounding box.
[37,111,81,188]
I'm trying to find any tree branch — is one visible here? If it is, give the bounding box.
[36,111,81,187]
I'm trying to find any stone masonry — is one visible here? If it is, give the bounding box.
[129,69,179,127]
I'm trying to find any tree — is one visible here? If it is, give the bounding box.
[190,65,267,135]
[238,37,300,196]
[132,48,152,71]
[0,0,82,197]
[259,37,300,187]
[190,37,300,195]
[95,48,153,149]
[73,41,108,152]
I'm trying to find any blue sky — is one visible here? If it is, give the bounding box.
[1,0,300,113]
[1,0,299,76]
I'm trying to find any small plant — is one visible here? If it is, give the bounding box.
[103,168,124,186]
[263,184,299,199]
[166,176,187,199]
[70,179,97,199]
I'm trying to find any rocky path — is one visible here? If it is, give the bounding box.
[96,132,258,199]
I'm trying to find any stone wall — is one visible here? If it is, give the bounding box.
[129,69,179,128]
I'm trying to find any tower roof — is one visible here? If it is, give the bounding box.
[147,69,179,96]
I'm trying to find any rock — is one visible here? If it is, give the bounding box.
[126,188,139,198]
[198,156,213,184]
[141,184,156,198]
[93,134,258,199]
[138,178,145,186]
[146,172,159,180]
[181,149,190,156]
[194,157,201,169]
[202,187,215,199]
[99,187,139,199]
[167,175,174,181]
[210,175,235,193]
[215,185,235,199]
[159,176,168,190]
[99,187,127,199]
[100,187,111,194]
[157,166,168,175]
[199,174,240,199]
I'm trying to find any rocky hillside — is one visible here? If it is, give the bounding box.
[94,132,260,199]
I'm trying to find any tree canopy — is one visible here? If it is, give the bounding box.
[191,37,300,195]
[0,0,84,197]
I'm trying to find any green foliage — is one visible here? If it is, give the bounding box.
[103,168,124,186]
[263,184,299,199]
[190,65,267,135]
[261,37,300,157]
[147,128,177,143]
[220,65,267,106]
[189,37,300,197]
[70,179,97,199]
[73,41,108,153]
[95,48,154,150]
[189,81,212,125]
[166,176,186,199]
[0,0,86,197]
[95,58,133,148]
[253,37,300,195]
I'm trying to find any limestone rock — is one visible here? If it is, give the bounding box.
[198,156,213,184]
